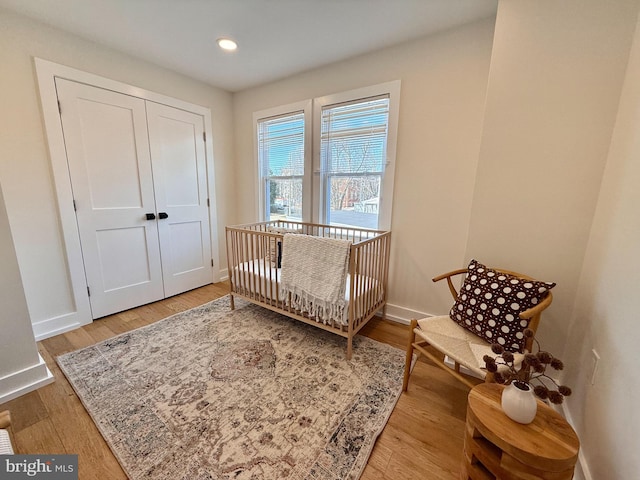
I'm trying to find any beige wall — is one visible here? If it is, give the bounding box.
[563,11,640,479]
[233,19,496,318]
[467,2,640,476]
[0,8,234,328]
[466,0,639,357]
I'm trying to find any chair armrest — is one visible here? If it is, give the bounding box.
[519,292,553,348]
[518,291,553,320]
[432,268,468,301]
[432,268,468,283]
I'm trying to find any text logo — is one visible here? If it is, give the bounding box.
[0,455,78,479]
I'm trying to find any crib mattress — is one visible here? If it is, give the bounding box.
[232,259,382,324]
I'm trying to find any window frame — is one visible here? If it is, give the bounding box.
[253,100,312,222]
[313,83,400,230]
[253,81,400,230]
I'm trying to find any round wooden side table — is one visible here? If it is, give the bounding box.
[461,383,579,480]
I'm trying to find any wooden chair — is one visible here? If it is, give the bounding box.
[0,410,15,454]
[402,266,553,391]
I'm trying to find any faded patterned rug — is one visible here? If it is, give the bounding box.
[56,296,405,480]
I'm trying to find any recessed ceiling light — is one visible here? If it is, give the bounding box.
[217,38,238,51]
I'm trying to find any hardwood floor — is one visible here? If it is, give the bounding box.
[0,283,479,479]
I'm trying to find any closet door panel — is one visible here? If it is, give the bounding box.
[146,102,212,296]
[55,79,164,318]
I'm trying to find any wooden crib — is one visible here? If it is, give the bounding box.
[225,221,391,359]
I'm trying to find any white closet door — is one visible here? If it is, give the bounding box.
[146,102,212,296]
[56,78,164,318]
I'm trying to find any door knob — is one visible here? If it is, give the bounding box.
[158,212,169,219]
[145,213,156,220]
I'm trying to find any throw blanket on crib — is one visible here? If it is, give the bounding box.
[279,234,352,325]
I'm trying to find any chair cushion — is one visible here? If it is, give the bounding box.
[415,316,524,377]
[449,259,555,353]
[0,429,14,455]
[416,316,489,378]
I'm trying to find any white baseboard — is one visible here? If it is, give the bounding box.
[32,313,87,341]
[0,353,54,404]
[556,402,591,480]
[545,401,590,480]
[219,268,229,282]
[33,269,229,342]
[382,302,433,325]
[33,322,85,342]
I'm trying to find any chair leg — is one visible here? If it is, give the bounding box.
[402,319,418,392]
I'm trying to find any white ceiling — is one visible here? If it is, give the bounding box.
[0,0,498,92]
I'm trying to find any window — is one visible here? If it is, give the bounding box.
[319,96,389,230]
[257,111,304,222]
[255,81,400,230]
[254,100,312,222]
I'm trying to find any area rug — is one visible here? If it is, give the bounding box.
[56,296,405,480]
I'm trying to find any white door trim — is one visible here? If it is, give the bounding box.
[34,58,221,337]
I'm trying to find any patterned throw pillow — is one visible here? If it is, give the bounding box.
[449,259,556,353]
[266,227,302,268]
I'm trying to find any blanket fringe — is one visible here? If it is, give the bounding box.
[280,286,348,326]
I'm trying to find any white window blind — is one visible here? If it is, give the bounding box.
[321,96,389,174]
[257,111,305,221]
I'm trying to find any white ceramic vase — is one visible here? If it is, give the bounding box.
[501,381,538,424]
